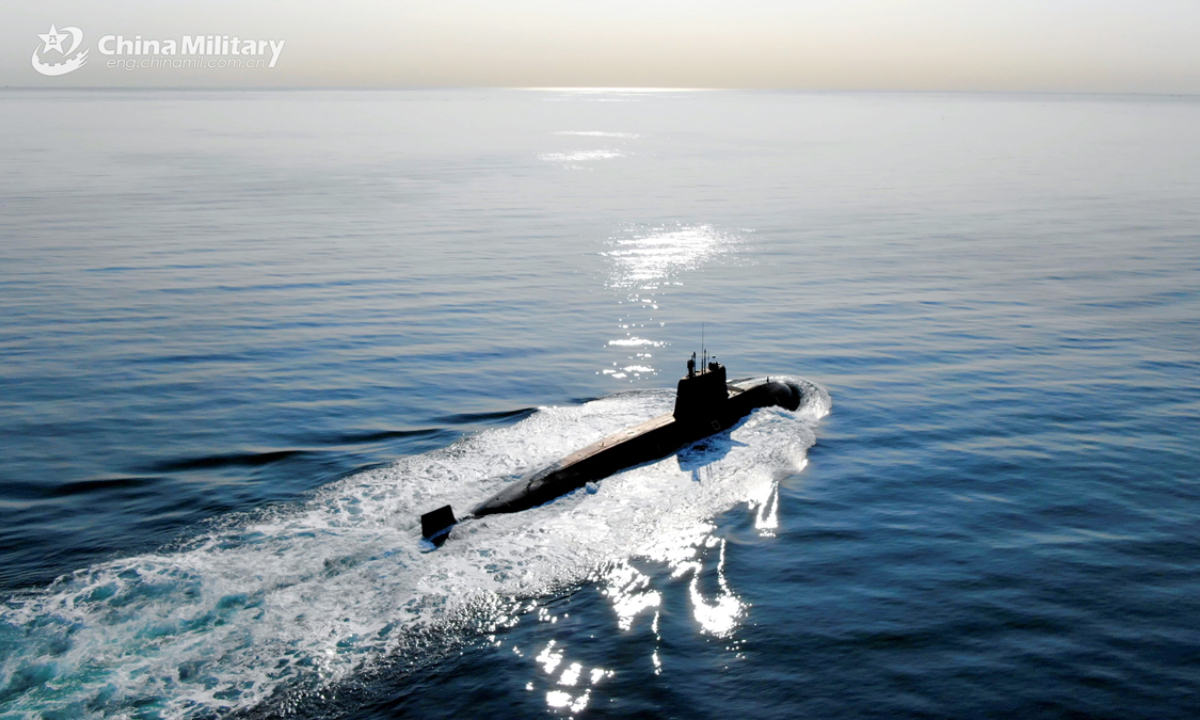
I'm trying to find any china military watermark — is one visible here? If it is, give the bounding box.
[32,24,286,77]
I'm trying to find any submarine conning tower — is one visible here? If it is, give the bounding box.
[673,358,728,421]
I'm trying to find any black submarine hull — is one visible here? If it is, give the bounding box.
[420,369,802,541]
[471,380,800,517]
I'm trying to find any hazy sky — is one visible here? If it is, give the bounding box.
[7,0,1200,92]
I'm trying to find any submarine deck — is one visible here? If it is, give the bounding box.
[555,383,746,471]
[559,412,675,468]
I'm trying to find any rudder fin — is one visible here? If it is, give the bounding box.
[421,504,457,540]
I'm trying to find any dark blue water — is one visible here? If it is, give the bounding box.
[1,89,1198,719]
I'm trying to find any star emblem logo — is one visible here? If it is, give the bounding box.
[31,24,88,77]
[38,25,69,54]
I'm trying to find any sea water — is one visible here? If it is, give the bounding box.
[0,89,1198,718]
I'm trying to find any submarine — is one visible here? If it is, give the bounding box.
[420,353,803,543]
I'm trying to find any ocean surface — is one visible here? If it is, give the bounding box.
[1,88,1198,719]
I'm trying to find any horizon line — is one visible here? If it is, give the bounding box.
[4,85,1200,98]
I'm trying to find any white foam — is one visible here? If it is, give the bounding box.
[0,381,830,718]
